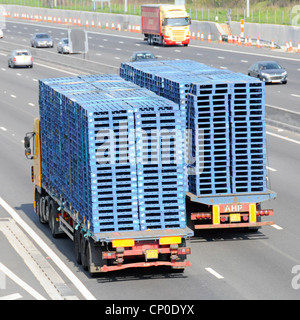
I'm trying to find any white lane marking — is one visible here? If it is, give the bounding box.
[205,267,224,279]
[0,293,22,300]
[266,131,300,145]
[291,94,300,98]
[10,94,16,98]
[16,73,22,76]
[114,57,120,59]
[241,60,248,63]
[28,103,35,107]
[220,66,227,69]
[218,56,224,59]
[32,78,38,82]
[0,197,96,300]
[271,224,283,230]
[34,62,78,76]
[0,127,7,131]
[267,166,277,172]
[0,263,46,300]
[0,219,66,300]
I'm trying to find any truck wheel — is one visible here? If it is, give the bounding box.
[39,197,47,224]
[74,228,81,264]
[147,35,152,45]
[161,36,166,47]
[86,239,105,275]
[49,200,60,238]
[80,236,88,271]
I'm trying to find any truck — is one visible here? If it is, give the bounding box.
[120,59,276,232]
[141,4,191,47]
[24,74,193,275]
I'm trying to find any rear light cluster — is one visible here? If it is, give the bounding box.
[178,248,191,255]
[192,213,211,220]
[256,209,274,216]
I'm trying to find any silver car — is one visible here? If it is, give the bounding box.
[8,50,33,68]
[31,33,53,48]
[248,61,287,84]
[57,38,70,54]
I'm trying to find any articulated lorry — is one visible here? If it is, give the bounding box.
[141,4,191,46]
[120,59,276,231]
[24,74,192,275]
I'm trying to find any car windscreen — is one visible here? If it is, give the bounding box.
[16,51,29,56]
[261,63,281,70]
[136,53,155,60]
[36,34,49,39]
[62,39,69,44]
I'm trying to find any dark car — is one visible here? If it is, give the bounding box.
[130,51,157,62]
[248,61,287,84]
[31,33,53,48]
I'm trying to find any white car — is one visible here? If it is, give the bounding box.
[0,29,3,38]
[8,50,33,68]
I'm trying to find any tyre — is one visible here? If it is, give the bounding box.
[74,228,81,264]
[80,236,88,271]
[39,197,47,224]
[161,36,166,47]
[48,199,60,238]
[86,239,105,275]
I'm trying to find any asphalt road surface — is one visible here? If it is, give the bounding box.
[0,18,300,301]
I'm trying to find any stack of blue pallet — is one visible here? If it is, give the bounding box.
[127,97,186,230]
[187,79,231,195]
[228,76,267,193]
[39,74,186,234]
[120,59,267,195]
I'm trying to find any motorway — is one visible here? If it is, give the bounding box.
[0,17,300,301]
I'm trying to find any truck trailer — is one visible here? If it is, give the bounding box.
[141,4,191,46]
[120,59,276,231]
[24,74,193,275]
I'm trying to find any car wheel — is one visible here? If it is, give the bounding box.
[282,80,287,84]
